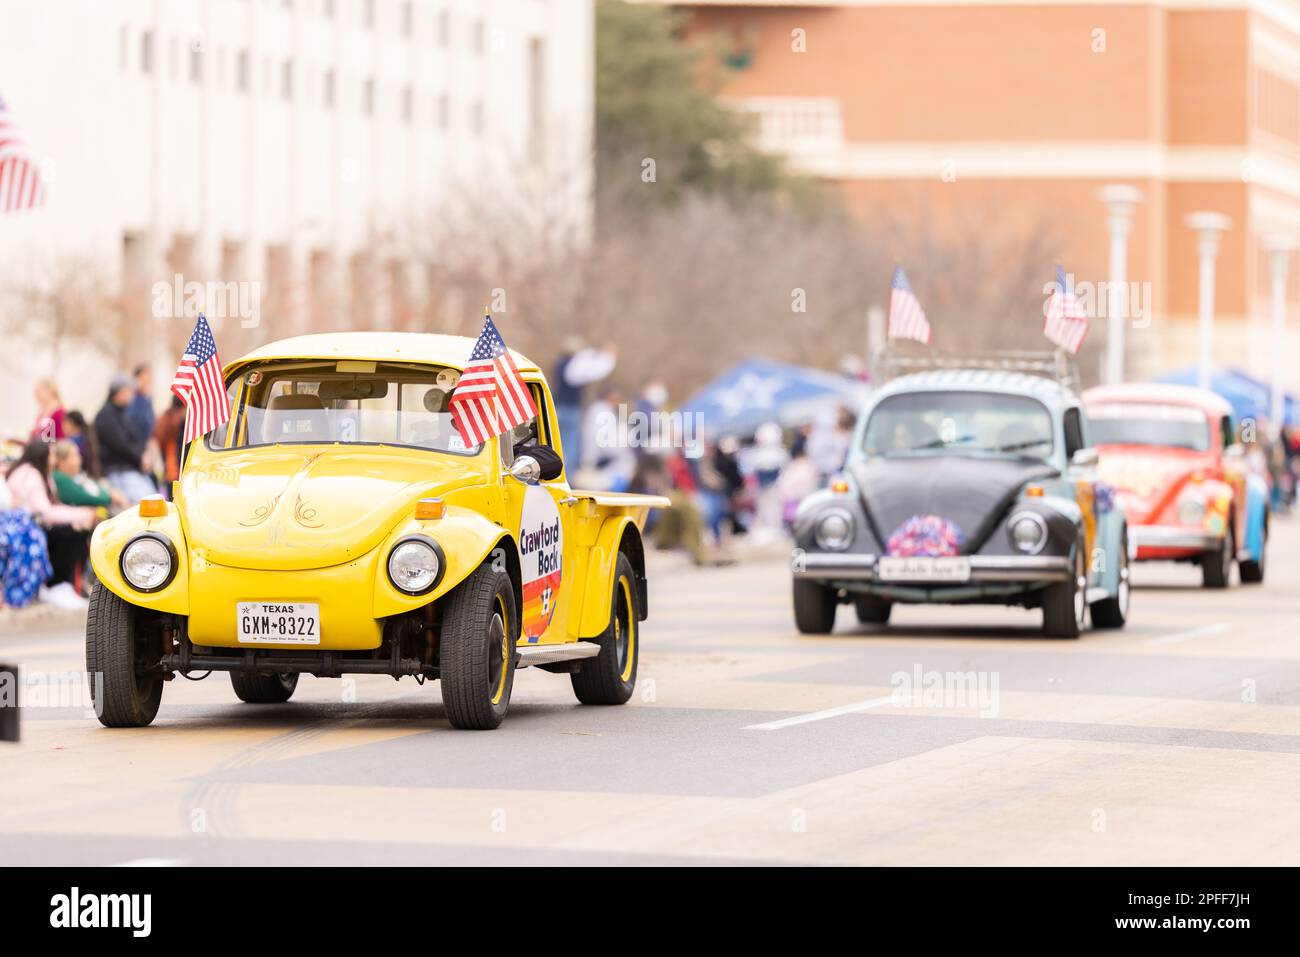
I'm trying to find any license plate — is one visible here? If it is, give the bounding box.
[877,556,971,582]
[237,602,321,644]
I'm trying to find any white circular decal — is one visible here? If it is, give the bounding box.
[519,485,562,642]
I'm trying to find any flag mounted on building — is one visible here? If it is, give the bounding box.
[888,265,932,344]
[1043,264,1089,354]
[0,95,46,213]
[171,315,230,444]
[449,314,538,448]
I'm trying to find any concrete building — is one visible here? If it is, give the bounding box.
[667,0,1300,398]
[0,0,592,435]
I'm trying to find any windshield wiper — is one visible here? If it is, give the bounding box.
[904,434,976,452]
[996,439,1052,453]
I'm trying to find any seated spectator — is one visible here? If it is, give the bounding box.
[64,409,103,477]
[6,440,97,608]
[95,375,156,504]
[52,441,125,515]
[0,478,53,610]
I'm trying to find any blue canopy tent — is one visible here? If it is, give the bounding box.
[680,358,866,438]
[1153,366,1297,426]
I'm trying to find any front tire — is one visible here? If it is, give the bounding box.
[439,564,518,730]
[1201,530,1233,588]
[85,583,163,728]
[230,672,298,703]
[1042,546,1086,639]
[571,552,639,705]
[793,578,837,634]
[1090,531,1130,629]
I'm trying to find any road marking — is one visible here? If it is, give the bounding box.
[744,694,900,731]
[1144,622,1231,646]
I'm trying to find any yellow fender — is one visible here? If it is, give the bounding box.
[577,515,641,638]
[372,505,513,618]
[90,503,191,615]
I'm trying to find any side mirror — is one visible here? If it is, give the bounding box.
[506,455,542,485]
[1070,447,1099,469]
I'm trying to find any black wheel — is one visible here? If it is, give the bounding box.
[230,672,298,703]
[793,578,837,634]
[85,583,163,728]
[1239,526,1265,583]
[1090,531,1130,629]
[1042,546,1086,639]
[439,563,517,730]
[854,595,892,624]
[571,552,639,705]
[1201,530,1233,588]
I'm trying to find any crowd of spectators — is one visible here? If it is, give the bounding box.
[0,368,185,612]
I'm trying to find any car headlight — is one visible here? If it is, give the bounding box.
[1007,512,1048,554]
[1178,495,1206,526]
[814,509,855,551]
[387,536,444,595]
[119,533,176,592]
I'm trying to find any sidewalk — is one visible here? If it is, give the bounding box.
[0,602,85,636]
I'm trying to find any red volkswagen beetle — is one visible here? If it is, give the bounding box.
[1083,383,1269,588]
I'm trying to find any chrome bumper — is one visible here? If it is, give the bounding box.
[793,552,1073,584]
[1129,526,1219,552]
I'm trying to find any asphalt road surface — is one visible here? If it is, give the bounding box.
[2,519,1299,866]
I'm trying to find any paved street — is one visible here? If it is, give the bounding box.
[2,519,1299,866]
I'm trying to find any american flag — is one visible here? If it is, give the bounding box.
[1043,264,1089,354]
[0,96,45,213]
[449,315,538,447]
[888,265,931,344]
[171,315,230,444]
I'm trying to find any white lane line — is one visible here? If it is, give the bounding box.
[1144,622,1231,646]
[744,694,900,731]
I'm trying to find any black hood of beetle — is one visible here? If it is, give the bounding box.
[849,456,1059,554]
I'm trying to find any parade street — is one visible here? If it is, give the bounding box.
[2,519,1298,867]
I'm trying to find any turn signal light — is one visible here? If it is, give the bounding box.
[139,495,167,518]
[415,498,445,520]
[830,478,849,494]
[1025,485,1045,498]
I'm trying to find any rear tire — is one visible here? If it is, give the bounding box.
[1201,530,1233,589]
[1042,546,1086,639]
[793,578,836,634]
[230,672,298,704]
[571,552,639,705]
[85,583,163,728]
[1239,527,1265,583]
[439,564,517,730]
[854,596,892,625]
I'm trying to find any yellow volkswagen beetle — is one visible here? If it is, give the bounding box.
[86,333,668,730]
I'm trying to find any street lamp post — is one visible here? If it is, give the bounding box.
[1097,185,1143,384]
[1263,235,1296,436]
[1186,212,1231,392]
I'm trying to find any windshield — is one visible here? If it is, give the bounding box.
[863,390,1055,460]
[1087,402,1210,452]
[208,360,485,455]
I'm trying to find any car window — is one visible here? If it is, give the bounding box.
[863,391,1054,460]
[1087,402,1211,452]
[208,360,483,455]
[1063,408,1084,459]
